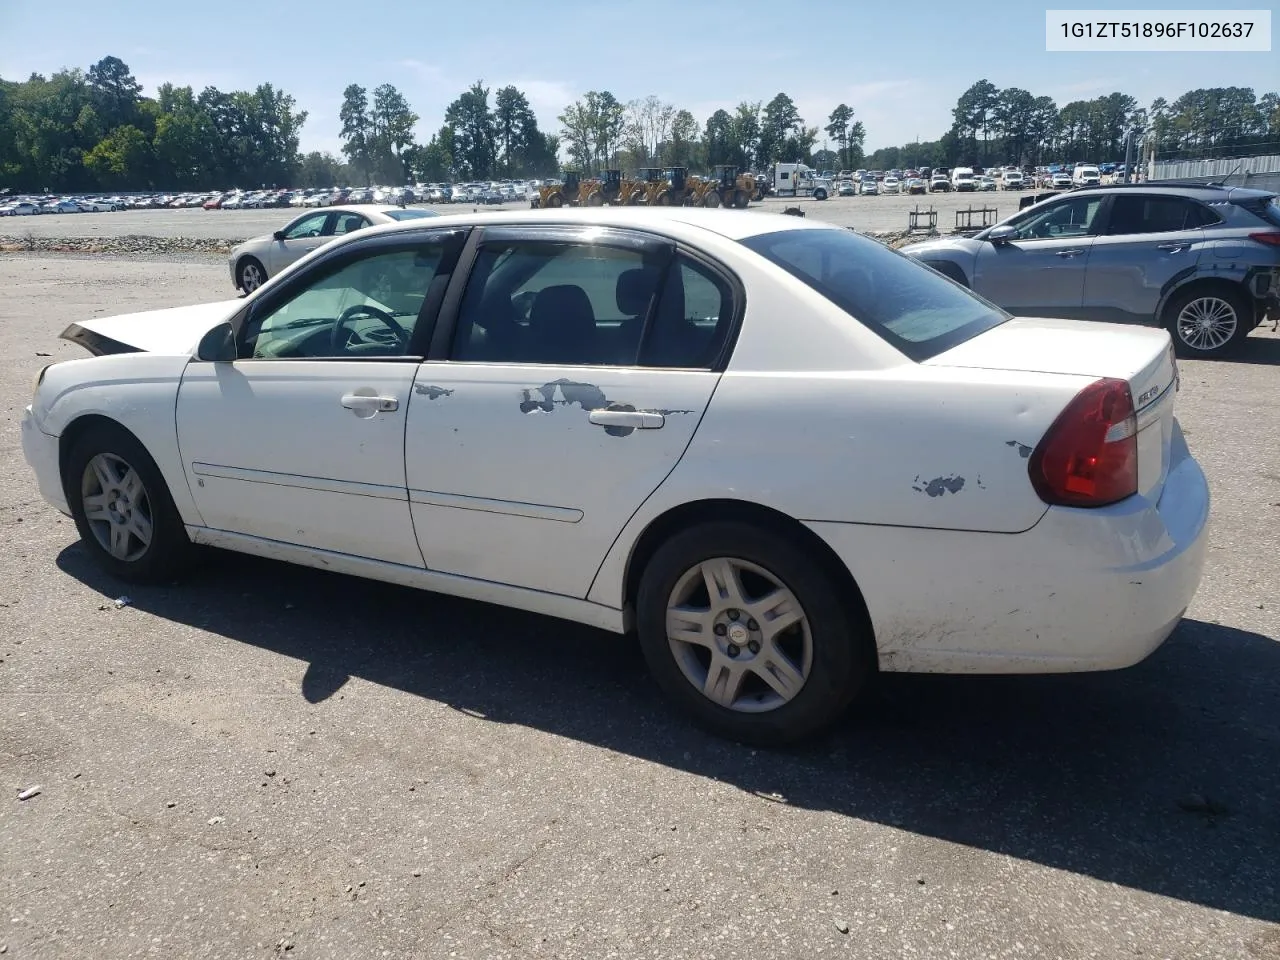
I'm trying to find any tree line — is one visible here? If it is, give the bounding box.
[3,57,1276,192]
[865,79,1280,171]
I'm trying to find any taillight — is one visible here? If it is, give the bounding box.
[1028,378,1137,507]
[1248,231,1280,247]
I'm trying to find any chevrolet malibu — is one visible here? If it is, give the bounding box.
[23,208,1209,744]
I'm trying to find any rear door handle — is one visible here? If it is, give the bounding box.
[588,409,665,430]
[1056,249,1086,258]
[1156,242,1190,252]
[341,394,399,412]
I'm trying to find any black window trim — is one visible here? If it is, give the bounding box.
[425,223,747,373]
[226,227,470,363]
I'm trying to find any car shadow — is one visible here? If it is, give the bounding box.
[58,543,1280,923]
[1227,331,1280,366]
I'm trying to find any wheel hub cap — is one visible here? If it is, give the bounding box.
[665,557,813,713]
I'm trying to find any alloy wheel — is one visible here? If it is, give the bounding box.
[665,557,812,713]
[1176,296,1238,352]
[240,261,264,292]
[81,453,153,562]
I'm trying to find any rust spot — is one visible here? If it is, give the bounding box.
[415,384,454,399]
[912,474,966,497]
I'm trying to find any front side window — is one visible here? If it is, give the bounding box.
[741,228,1007,362]
[283,212,329,240]
[1006,196,1104,240]
[243,245,445,359]
[450,240,666,366]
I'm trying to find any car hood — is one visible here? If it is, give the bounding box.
[899,235,982,256]
[60,300,242,356]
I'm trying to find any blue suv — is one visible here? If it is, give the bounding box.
[902,183,1280,357]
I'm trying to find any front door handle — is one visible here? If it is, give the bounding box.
[1156,242,1190,252]
[1056,248,1086,258]
[588,409,665,430]
[341,393,399,412]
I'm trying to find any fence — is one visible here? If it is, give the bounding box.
[1150,154,1280,192]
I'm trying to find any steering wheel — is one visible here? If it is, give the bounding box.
[331,304,409,353]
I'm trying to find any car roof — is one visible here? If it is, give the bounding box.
[1070,182,1276,201]
[326,206,830,243]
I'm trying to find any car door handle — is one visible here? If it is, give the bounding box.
[1056,249,1086,258]
[1156,242,1190,252]
[341,394,398,412]
[588,409,664,429]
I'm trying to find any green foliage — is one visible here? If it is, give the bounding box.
[0,56,308,191]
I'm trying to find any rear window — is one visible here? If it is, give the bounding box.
[383,208,440,221]
[741,228,1009,361]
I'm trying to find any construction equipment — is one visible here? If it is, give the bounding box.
[637,168,668,205]
[651,167,691,206]
[584,169,647,206]
[534,171,593,208]
[700,165,757,208]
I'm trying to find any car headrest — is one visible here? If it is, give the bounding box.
[616,268,656,316]
[529,285,596,338]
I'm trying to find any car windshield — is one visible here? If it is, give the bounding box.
[383,209,440,221]
[741,228,1009,362]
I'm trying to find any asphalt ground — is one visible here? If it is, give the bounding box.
[1,252,1278,959]
[2,190,1019,240]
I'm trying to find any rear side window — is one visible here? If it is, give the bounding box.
[1105,195,1221,235]
[741,228,1008,362]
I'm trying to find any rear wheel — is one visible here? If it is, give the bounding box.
[1165,285,1252,358]
[585,191,604,207]
[64,424,194,583]
[636,521,869,745]
[733,189,749,209]
[703,189,721,208]
[655,191,674,206]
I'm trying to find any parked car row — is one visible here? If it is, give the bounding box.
[0,196,126,215]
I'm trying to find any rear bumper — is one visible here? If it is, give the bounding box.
[21,406,70,516]
[807,423,1209,674]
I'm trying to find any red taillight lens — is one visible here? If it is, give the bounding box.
[1029,378,1138,507]
[1248,231,1280,247]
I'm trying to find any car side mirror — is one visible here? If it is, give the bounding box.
[273,230,286,241]
[987,224,1017,244]
[196,322,237,362]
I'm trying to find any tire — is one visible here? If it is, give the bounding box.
[733,189,749,209]
[703,189,721,208]
[64,423,194,583]
[1164,284,1253,358]
[236,256,267,293]
[585,191,604,207]
[813,188,828,201]
[635,521,870,746]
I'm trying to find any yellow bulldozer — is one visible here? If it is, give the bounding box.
[583,169,646,206]
[699,165,757,208]
[534,171,598,208]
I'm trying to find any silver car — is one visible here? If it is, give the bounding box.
[229,205,440,292]
[901,183,1280,357]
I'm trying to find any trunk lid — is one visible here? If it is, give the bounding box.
[927,317,1179,500]
[61,300,242,356]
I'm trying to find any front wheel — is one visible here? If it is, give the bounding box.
[1165,285,1252,358]
[813,189,828,201]
[636,521,870,745]
[64,424,194,583]
[236,256,267,293]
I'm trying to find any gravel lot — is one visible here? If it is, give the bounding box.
[1,253,1278,960]
[1,192,1015,243]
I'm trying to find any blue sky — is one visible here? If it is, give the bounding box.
[2,0,1275,155]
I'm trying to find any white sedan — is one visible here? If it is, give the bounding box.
[22,208,1209,745]
[228,204,441,292]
